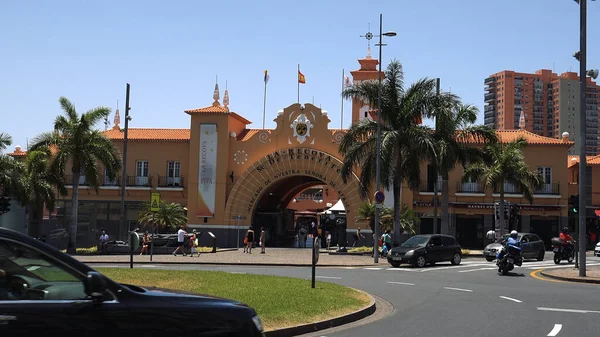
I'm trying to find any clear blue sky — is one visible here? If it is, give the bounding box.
[2,0,599,151]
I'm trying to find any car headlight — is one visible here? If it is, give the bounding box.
[252,315,264,332]
[405,250,414,257]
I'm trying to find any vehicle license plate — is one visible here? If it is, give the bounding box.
[553,248,559,253]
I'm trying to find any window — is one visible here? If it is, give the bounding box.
[104,168,117,186]
[441,236,456,247]
[0,239,87,301]
[537,167,552,184]
[166,161,181,186]
[135,160,149,186]
[430,236,443,247]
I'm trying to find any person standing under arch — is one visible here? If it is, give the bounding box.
[259,226,266,254]
[246,226,255,254]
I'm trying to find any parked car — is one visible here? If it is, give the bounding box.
[0,227,264,336]
[387,234,462,268]
[483,232,545,262]
[595,241,600,257]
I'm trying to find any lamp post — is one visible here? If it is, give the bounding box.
[373,14,396,263]
[119,83,132,269]
[574,0,597,277]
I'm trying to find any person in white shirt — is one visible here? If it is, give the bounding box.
[99,231,109,254]
[173,226,187,256]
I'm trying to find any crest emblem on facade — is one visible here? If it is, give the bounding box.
[290,113,314,144]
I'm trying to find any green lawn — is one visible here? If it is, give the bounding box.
[97,268,370,331]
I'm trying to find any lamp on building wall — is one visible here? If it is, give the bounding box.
[587,69,599,79]
[292,198,297,203]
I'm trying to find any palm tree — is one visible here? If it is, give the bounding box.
[340,60,449,241]
[19,148,67,237]
[30,97,122,253]
[356,202,418,235]
[463,137,543,236]
[137,201,187,232]
[429,103,498,234]
[0,132,25,199]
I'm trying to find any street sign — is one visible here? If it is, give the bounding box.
[151,192,160,212]
[313,237,320,264]
[374,191,385,204]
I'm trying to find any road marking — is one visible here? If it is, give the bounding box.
[229,271,246,274]
[538,307,600,314]
[342,267,359,269]
[140,265,157,268]
[316,276,342,280]
[443,287,473,292]
[387,281,415,286]
[458,267,497,273]
[499,296,522,303]
[547,324,562,336]
[419,264,486,272]
[527,262,600,270]
[386,268,418,272]
[364,267,383,270]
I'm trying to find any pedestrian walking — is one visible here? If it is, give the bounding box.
[246,226,255,254]
[99,231,109,254]
[189,229,200,257]
[259,226,266,254]
[173,226,187,256]
[353,227,365,247]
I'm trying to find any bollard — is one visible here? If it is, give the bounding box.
[208,232,217,253]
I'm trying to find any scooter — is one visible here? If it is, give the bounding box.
[552,238,575,264]
[496,244,523,275]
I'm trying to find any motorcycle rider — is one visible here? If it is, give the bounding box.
[497,230,520,271]
[559,227,574,256]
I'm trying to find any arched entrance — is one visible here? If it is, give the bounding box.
[224,148,365,246]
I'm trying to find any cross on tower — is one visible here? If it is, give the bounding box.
[359,23,373,58]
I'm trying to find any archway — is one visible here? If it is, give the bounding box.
[224,148,366,244]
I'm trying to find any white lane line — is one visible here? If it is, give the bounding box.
[499,296,522,303]
[364,267,383,270]
[419,264,488,272]
[458,267,497,273]
[140,265,157,268]
[229,271,246,274]
[386,268,419,272]
[443,287,473,292]
[316,276,342,280]
[342,267,358,269]
[527,263,600,270]
[387,281,415,286]
[547,324,562,337]
[538,307,600,314]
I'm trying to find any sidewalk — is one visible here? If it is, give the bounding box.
[541,266,600,284]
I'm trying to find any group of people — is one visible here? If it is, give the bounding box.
[243,226,266,254]
[172,226,201,257]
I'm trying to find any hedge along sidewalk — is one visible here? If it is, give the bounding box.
[97,268,372,332]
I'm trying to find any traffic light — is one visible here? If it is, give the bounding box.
[0,196,10,214]
[569,194,580,213]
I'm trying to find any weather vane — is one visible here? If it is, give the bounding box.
[359,23,373,58]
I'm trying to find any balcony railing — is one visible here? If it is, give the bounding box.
[102,175,120,186]
[126,175,152,187]
[535,182,560,195]
[493,183,521,194]
[64,175,88,186]
[158,176,184,188]
[456,181,485,193]
[420,180,442,193]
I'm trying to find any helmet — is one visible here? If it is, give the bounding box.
[510,230,518,238]
[562,227,570,233]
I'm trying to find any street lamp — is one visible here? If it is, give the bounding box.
[372,14,396,263]
[119,83,132,269]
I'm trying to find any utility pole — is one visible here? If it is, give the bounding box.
[577,0,588,277]
[433,78,440,233]
[119,83,132,269]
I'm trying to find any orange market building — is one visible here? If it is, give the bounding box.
[2,53,580,249]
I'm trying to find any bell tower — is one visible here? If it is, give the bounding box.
[350,50,384,124]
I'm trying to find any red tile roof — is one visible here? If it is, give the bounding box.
[7,146,26,157]
[184,102,251,124]
[568,154,600,168]
[103,127,190,142]
[236,129,263,141]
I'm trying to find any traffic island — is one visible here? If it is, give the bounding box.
[97,268,375,334]
[540,266,600,284]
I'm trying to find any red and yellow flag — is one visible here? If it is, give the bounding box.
[298,70,306,84]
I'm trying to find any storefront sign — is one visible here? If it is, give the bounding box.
[414,202,561,212]
[197,124,217,217]
[247,149,350,213]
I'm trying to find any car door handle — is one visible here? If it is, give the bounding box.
[0,315,17,325]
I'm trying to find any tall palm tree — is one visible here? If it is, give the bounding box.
[463,137,543,236]
[19,148,67,237]
[428,103,498,234]
[0,132,25,199]
[339,60,451,240]
[30,97,122,253]
[137,201,187,232]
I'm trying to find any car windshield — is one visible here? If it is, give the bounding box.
[401,236,430,248]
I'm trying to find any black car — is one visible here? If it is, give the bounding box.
[0,228,264,337]
[387,234,462,268]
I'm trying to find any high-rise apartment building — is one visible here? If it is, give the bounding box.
[484,69,599,155]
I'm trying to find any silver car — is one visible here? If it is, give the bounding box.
[483,233,546,262]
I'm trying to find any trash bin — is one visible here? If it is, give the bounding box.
[208,232,217,253]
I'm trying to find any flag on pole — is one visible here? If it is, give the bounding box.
[298,70,306,84]
[344,75,352,88]
[264,70,270,84]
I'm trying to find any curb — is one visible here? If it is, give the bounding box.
[81,260,381,268]
[540,270,600,284]
[264,288,376,337]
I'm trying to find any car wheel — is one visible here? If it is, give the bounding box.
[537,249,545,261]
[451,253,461,265]
[390,262,400,268]
[485,256,494,262]
[414,256,427,268]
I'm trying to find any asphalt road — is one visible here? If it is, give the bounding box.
[89,256,600,337]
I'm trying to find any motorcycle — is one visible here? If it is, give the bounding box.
[496,244,523,275]
[551,237,575,264]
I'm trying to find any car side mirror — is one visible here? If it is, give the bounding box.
[84,271,107,302]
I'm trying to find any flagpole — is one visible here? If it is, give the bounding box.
[263,75,267,129]
[297,64,300,103]
[341,69,344,130]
